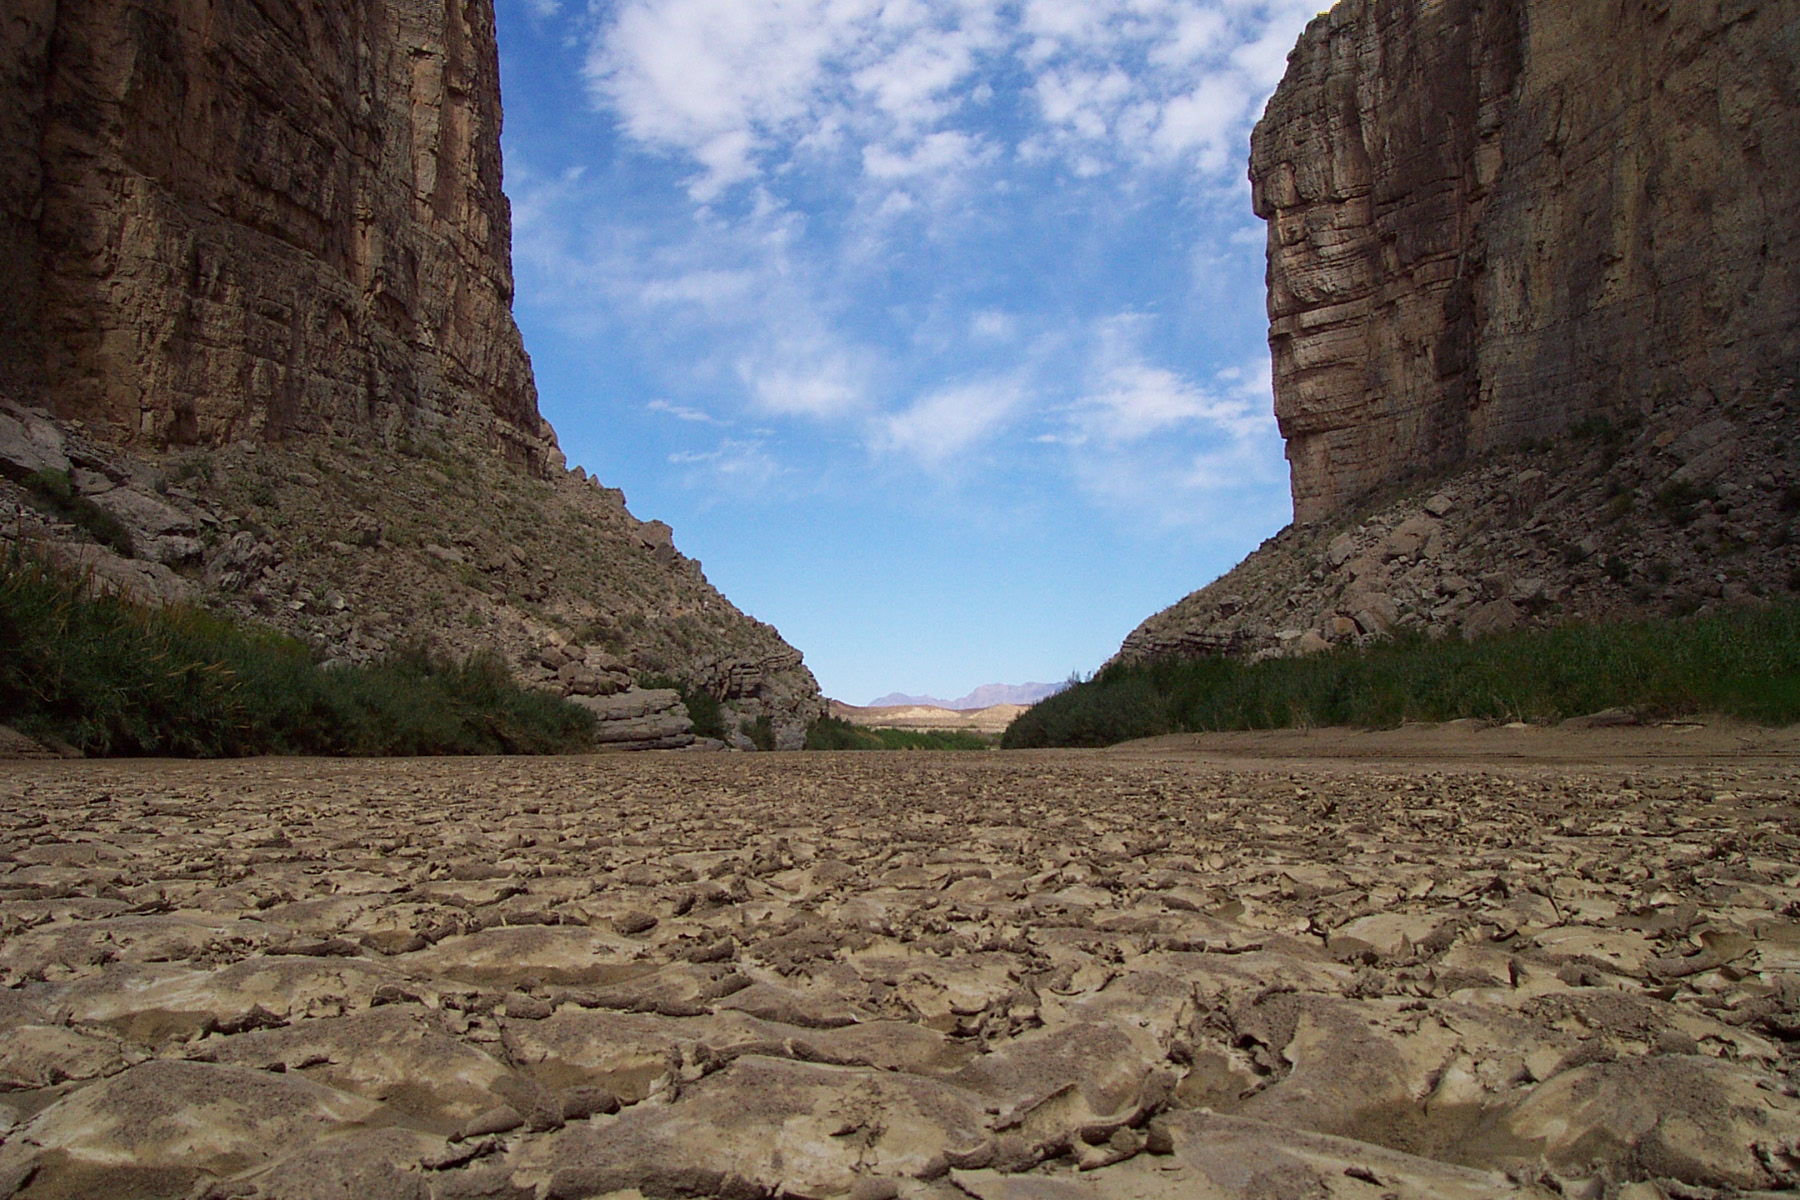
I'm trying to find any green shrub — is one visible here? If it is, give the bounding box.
[0,547,594,757]
[741,713,776,752]
[1655,481,1709,525]
[1003,604,1800,748]
[805,715,886,750]
[21,471,134,556]
[637,673,727,740]
[804,716,993,751]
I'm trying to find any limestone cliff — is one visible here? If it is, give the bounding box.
[1119,0,1799,665]
[0,0,823,745]
[2,0,551,466]
[1253,0,1800,521]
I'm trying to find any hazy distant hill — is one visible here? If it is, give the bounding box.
[868,682,1063,710]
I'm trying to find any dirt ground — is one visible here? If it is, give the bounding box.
[0,724,1797,1199]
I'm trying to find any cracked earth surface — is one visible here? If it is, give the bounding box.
[0,733,1798,1200]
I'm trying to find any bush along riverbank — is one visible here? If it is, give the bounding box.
[0,546,596,757]
[1003,603,1800,748]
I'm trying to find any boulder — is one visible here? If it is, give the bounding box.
[1346,592,1399,635]
[571,688,695,750]
[0,408,69,480]
[1461,599,1522,639]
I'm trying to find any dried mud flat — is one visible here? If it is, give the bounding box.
[0,732,1798,1200]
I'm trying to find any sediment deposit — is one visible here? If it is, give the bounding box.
[1,737,1799,1198]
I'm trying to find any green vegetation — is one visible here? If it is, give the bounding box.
[21,470,134,556]
[805,716,994,751]
[0,547,595,757]
[637,674,727,741]
[1003,604,1800,749]
[741,713,776,752]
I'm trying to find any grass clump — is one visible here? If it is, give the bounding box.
[21,471,134,556]
[1003,604,1800,749]
[806,716,993,751]
[0,547,594,756]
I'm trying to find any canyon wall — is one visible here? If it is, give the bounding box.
[0,0,555,469]
[1254,0,1800,521]
[0,0,826,741]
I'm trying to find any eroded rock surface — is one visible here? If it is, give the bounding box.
[0,744,1798,1198]
[1253,0,1800,521]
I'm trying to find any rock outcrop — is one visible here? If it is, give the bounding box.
[0,0,825,743]
[1253,0,1800,521]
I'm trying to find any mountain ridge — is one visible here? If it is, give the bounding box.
[867,682,1064,710]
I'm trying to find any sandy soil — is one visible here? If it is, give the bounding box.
[0,726,1796,1199]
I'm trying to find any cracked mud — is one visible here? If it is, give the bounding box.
[0,733,1799,1199]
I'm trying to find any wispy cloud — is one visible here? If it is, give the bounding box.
[648,399,722,423]
[874,377,1025,468]
[1071,362,1271,445]
[509,0,1315,526]
[667,437,784,495]
[587,0,1322,200]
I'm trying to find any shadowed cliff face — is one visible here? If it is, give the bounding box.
[0,0,555,471]
[1254,0,1800,522]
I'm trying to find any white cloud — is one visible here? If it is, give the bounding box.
[875,377,1024,466]
[639,269,758,308]
[1073,362,1271,445]
[522,1,1321,529]
[1046,323,1286,528]
[862,130,987,180]
[588,0,1004,200]
[668,437,784,494]
[970,310,1015,340]
[741,353,870,418]
[587,0,1327,197]
[648,399,722,422]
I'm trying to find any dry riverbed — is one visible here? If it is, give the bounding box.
[0,730,1798,1199]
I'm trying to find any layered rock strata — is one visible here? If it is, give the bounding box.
[1,748,1798,1197]
[1254,0,1800,521]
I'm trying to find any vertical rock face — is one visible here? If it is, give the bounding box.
[1254,0,1800,522]
[0,0,554,469]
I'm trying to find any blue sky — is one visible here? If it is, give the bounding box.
[494,0,1324,705]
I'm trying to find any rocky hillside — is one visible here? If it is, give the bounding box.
[1121,0,1799,663]
[0,0,822,746]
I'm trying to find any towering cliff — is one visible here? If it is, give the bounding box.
[0,0,824,745]
[1,0,554,467]
[1254,0,1800,521]
[1118,0,1799,665]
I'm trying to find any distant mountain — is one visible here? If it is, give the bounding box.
[866,682,1064,710]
